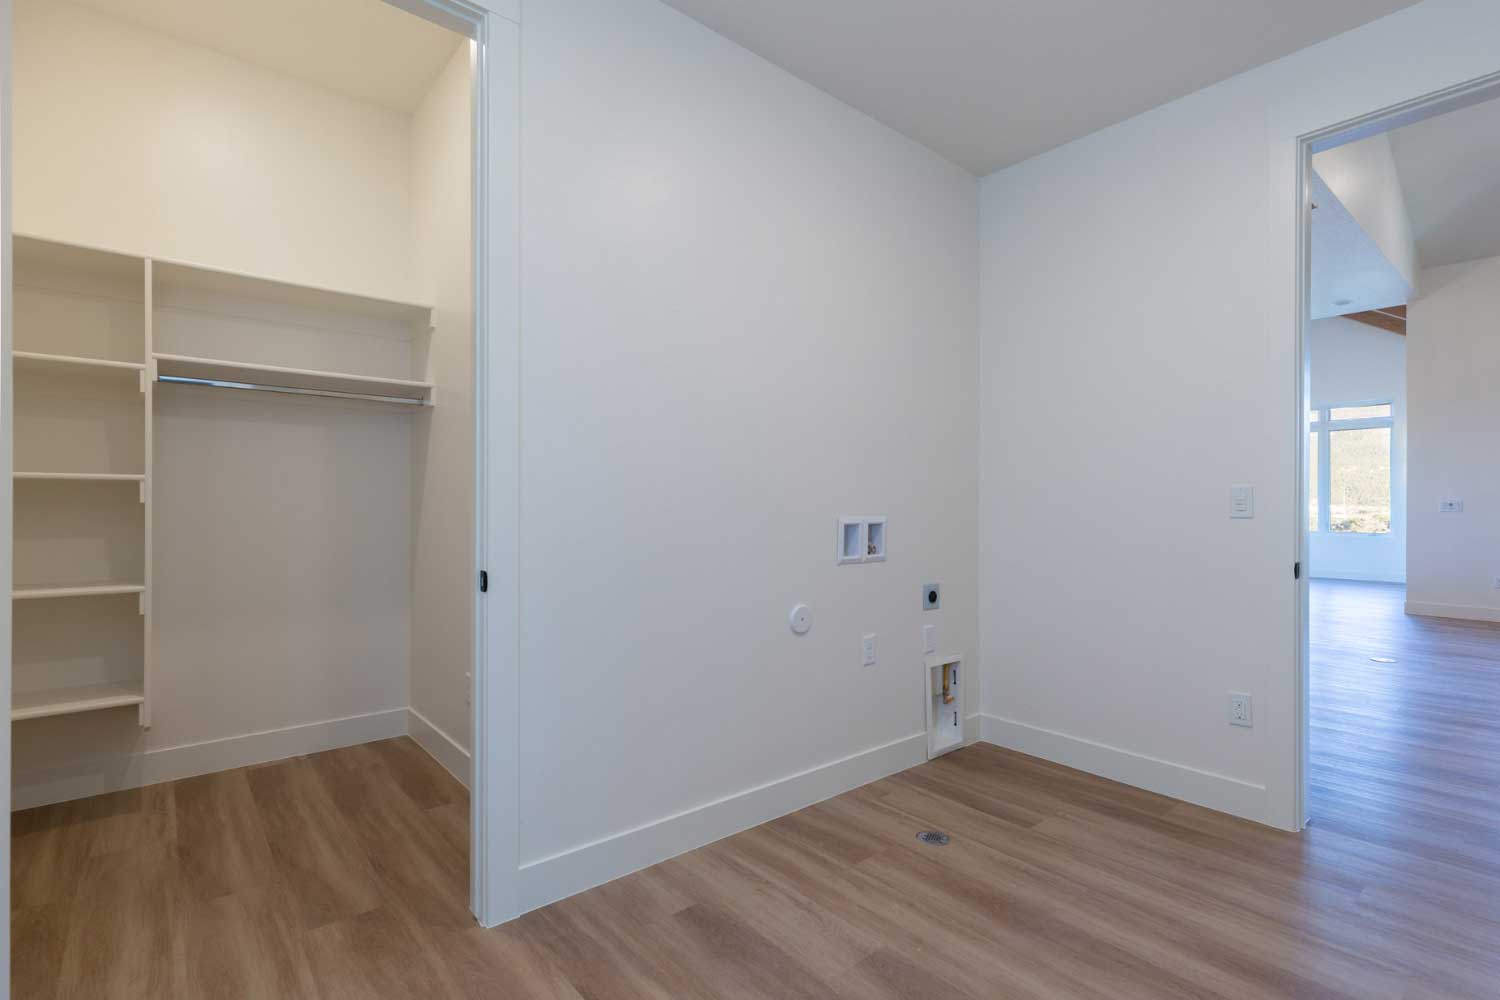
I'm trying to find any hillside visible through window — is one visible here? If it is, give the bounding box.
[1308,403,1392,534]
[1329,426,1391,533]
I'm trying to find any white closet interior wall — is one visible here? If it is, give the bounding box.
[12,0,416,301]
[11,0,473,805]
[410,42,476,774]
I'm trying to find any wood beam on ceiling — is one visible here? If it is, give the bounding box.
[1342,304,1406,335]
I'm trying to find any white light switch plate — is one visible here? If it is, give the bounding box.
[1230,484,1254,519]
[923,624,937,654]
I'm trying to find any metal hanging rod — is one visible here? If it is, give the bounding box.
[157,375,427,406]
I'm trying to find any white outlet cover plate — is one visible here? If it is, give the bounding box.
[1228,692,1253,727]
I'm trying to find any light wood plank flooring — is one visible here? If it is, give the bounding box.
[13,583,1500,997]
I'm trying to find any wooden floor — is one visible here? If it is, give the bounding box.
[13,580,1500,997]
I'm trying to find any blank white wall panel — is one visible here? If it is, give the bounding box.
[1407,255,1500,620]
[515,0,979,885]
[12,0,418,304]
[410,43,475,764]
[148,388,412,745]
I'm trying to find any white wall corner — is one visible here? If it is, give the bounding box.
[1313,133,1418,291]
[978,714,1270,825]
[964,711,982,745]
[408,706,472,788]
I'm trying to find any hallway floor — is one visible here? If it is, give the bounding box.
[1308,578,1500,873]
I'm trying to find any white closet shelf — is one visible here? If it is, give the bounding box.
[13,582,146,600]
[15,351,146,374]
[15,234,144,282]
[13,681,146,722]
[15,472,145,482]
[154,353,434,404]
[152,258,432,326]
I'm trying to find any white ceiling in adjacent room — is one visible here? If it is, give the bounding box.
[68,0,465,112]
[660,0,1417,174]
[1388,96,1500,269]
[1310,172,1411,320]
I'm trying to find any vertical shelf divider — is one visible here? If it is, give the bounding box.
[141,258,154,729]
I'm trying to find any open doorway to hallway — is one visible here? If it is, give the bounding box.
[1306,91,1500,831]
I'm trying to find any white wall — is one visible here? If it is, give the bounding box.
[1308,316,1407,583]
[1406,255,1500,622]
[12,0,417,303]
[978,0,1500,830]
[515,0,978,906]
[1313,134,1418,290]
[410,43,475,774]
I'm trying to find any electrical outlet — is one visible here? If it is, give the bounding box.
[922,583,941,610]
[1228,692,1253,728]
[1440,499,1464,513]
[923,624,937,654]
[862,634,877,667]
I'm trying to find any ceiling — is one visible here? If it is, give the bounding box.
[1388,97,1500,269]
[1309,172,1410,320]
[661,0,1418,175]
[70,0,466,113]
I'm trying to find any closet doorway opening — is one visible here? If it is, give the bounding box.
[1296,72,1500,833]
[4,0,513,987]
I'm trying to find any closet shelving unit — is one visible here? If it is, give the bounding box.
[10,233,434,726]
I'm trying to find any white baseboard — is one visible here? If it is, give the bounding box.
[1311,571,1405,584]
[978,714,1268,824]
[1405,601,1500,624]
[516,731,927,914]
[407,707,471,789]
[13,707,409,810]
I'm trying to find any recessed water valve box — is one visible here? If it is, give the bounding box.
[837,517,888,565]
[923,653,965,759]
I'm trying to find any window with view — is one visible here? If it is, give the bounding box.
[1307,402,1393,534]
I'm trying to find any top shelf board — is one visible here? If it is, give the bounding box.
[153,260,432,327]
[15,234,144,284]
[14,233,433,327]
[15,351,146,378]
